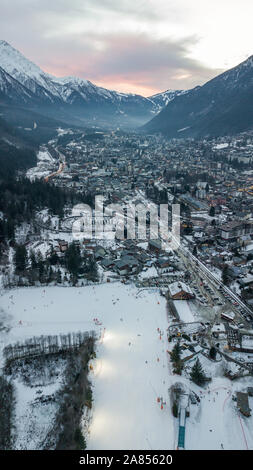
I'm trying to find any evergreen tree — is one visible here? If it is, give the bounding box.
[14,244,27,273]
[85,256,99,282]
[48,248,58,266]
[65,242,82,276]
[37,251,45,283]
[30,250,37,270]
[209,347,217,360]
[222,264,230,286]
[170,342,183,375]
[190,358,206,386]
[57,269,62,284]
[171,342,181,363]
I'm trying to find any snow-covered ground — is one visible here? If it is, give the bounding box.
[186,376,253,450]
[0,283,175,450]
[1,283,253,450]
[13,371,63,450]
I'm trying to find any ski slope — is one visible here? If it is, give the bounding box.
[0,283,175,450]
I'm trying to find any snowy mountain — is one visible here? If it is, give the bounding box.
[143,55,253,137]
[148,89,190,109]
[0,40,177,128]
[0,65,37,104]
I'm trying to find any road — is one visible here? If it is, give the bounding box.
[178,241,253,323]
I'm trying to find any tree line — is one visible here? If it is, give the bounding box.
[3,331,96,363]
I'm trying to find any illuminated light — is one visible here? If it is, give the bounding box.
[101,330,131,350]
[88,410,111,438]
[93,358,117,379]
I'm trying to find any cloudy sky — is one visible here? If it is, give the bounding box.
[1,0,253,96]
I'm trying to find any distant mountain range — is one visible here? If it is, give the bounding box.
[0,40,252,138]
[143,55,253,138]
[0,40,186,130]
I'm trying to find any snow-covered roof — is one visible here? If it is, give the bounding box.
[168,281,193,297]
[172,300,194,323]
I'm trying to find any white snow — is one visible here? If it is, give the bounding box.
[0,283,175,450]
[1,282,253,450]
[213,143,229,149]
[186,377,253,450]
[172,300,195,323]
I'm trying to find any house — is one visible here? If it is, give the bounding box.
[168,282,195,300]
[95,246,107,260]
[148,239,162,253]
[180,344,202,362]
[239,275,253,289]
[114,256,139,275]
[156,257,172,274]
[100,258,115,270]
[236,392,251,417]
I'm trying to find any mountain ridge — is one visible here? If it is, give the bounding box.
[0,40,187,128]
[143,55,253,137]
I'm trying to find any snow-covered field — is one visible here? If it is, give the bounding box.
[185,376,253,450]
[0,283,175,450]
[1,283,253,450]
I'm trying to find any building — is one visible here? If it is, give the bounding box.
[156,257,172,274]
[114,256,139,276]
[219,221,253,240]
[148,239,162,253]
[221,311,235,322]
[236,392,251,417]
[168,282,195,300]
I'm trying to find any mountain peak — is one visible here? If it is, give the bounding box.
[0,39,44,79]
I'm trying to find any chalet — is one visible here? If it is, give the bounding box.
[156,257,171,274]
[148,239,162,253]
[100,258,115,270]
[180,344,202,362]
[114,256,139,276]
[168,282,194,300]
[95,246,107,260]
